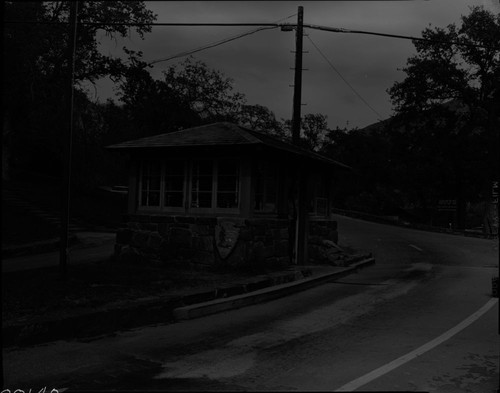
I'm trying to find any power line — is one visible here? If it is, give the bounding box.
[303,23,499,50]
[4,20,281,27]
[150,13,296,65]
[4,19,497,50]
[150,27,278,64]
[306,34,383,121]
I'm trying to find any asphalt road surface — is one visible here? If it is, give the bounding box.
[3,215,499,392]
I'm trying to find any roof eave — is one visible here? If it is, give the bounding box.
[107,142,351,170]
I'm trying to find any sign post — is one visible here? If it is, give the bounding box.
[489,181,498,235]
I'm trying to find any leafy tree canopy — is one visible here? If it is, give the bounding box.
[162,57,247,122]
[237,104,284,136]
[4,1,156,99]
[3,1,156,179]
[116,55,251,139]
[386,6,499,228]
[389,6,499,117]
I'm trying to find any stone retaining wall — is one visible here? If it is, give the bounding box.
[115,214,339,268]
[308,219,342,264]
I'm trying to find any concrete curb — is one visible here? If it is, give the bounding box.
[1,268,310,347]
[173,257,375,321]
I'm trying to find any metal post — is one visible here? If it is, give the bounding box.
[60,1,79,278]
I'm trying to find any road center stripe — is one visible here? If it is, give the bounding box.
[409,244,423,252]
[335,298,498,392]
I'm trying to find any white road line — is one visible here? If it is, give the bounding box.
[335,298,498,392]
[409,244,423,252]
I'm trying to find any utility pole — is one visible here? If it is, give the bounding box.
[60,0,79,278]
[291,6,307,265]
[292,6,304,144]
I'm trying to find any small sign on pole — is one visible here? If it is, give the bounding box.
[437,199,457,212]
[492,181,498,204]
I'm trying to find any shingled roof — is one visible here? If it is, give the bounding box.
[107,122,350,170]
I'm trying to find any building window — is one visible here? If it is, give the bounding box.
[138,158,241,213]
[191,159,213,208]
[255,162,277,213]
[308,173,328,216]
[140,160,161,207]
[217,159,240,208]
[313,197,328,216]
[164,160,185,207]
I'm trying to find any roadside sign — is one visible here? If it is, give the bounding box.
[492,181,498,204]
[437,199,457,212]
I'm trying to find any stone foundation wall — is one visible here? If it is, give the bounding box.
[308,219,341,264]
[115,214,339,268]
[309,219,338,244]
[115,215,292,268]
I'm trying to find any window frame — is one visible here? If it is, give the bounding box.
[137,157,242,215]
[189,158,242,215]
[307,171,329,218]
[163,159,187,213]
[254,161,278,215]
[138,159,163,211]
[215,158,241,214]
[189,158,216,214]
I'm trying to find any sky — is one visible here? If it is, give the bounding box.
[92,0,500,130]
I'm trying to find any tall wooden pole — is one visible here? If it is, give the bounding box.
[292,6,307,265]
[292,6,304,145]
[60,1,79,278]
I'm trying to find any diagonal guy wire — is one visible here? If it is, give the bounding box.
[306,33,383,121]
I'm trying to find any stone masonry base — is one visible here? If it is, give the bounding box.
[114,214,339,268]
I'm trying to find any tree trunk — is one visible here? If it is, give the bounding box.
[2,113,12,181]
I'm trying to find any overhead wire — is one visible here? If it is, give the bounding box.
[149,26,278,64]
[149,13,297,65]
[306,33,383,121]
[8,12,495,117]
[304,23,499,50]
[4,18,497,50]
[4,20,281,27]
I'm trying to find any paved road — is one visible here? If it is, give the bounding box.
[3,216,498,391]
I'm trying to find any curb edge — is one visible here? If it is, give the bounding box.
[173,257,376,321]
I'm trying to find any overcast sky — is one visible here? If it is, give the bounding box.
[93,0,499,130]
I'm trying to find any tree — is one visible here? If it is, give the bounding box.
[4,1,156,93]
[161,57,246,123]
[116,55,251,139]
[301,113,329,151]
[270,113,330,150]
[387,6,500,229]
[3,1,156,178]
[237,104,284,136]
[322,126,397,213]
[389,7,499,115]
[117,51,201,138]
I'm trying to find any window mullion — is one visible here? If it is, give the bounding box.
[185,160,190,211]
[212,159,217,211]
[139,163,143,207]
[146,162,150,206]
[160,160,165,209]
